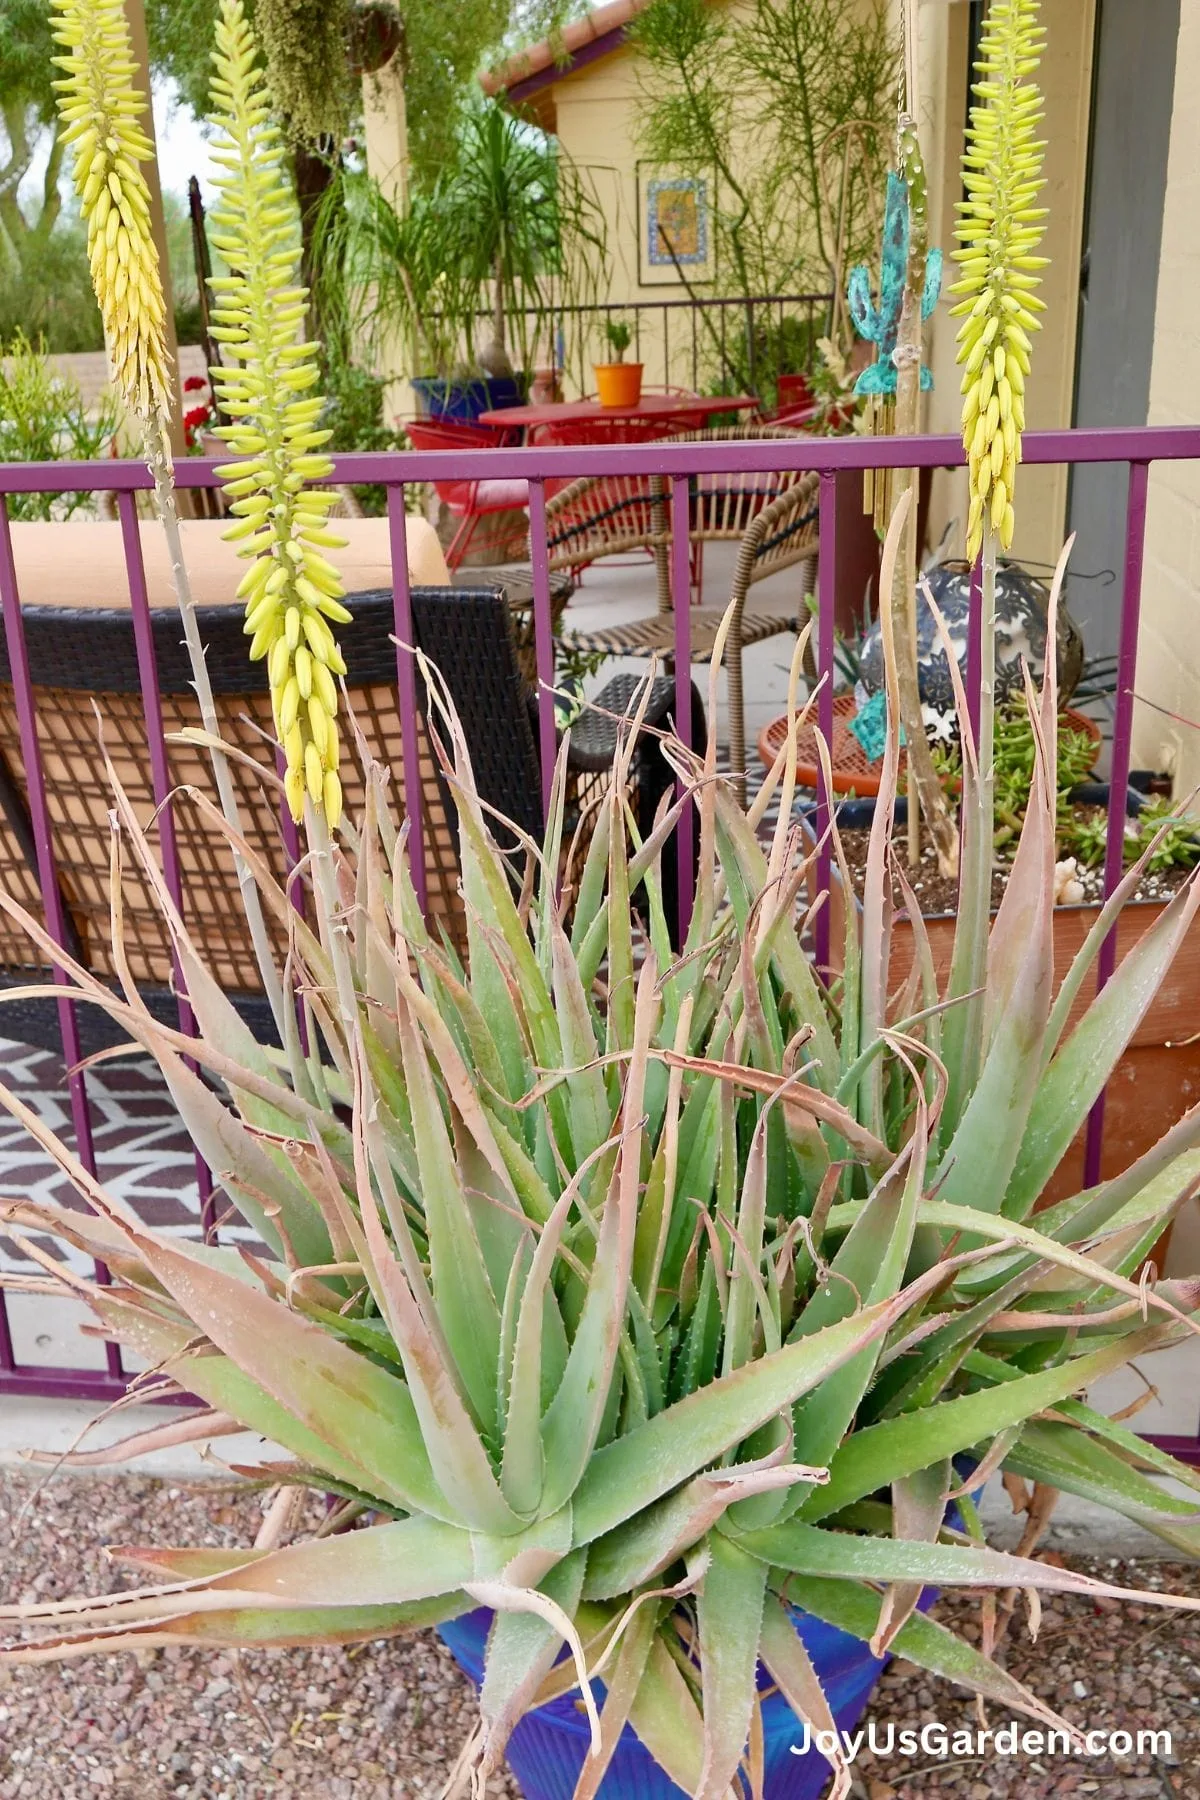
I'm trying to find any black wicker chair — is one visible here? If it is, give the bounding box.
[0,583,701,1053]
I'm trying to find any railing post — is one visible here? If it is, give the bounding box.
[814,470,838,981]
[387,486,427,917]
[0,499,120,1381]
[671,474,696,941]
[528,478,558,825]
[1083,459,1151,1187]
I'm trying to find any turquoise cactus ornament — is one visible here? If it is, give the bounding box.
[848,169,942,396]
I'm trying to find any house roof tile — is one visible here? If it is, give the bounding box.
[481,0,651,99]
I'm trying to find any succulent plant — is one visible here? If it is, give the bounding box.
[15,6,1200,1795]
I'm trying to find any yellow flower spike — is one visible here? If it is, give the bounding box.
[954,0,1047,560]
[50,0,172,430]
[205,0,349,828]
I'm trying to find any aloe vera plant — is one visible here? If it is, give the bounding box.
[3,487,1200,1796]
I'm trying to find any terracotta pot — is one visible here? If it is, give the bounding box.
[756,699,1101,795]
[593,362,643,408]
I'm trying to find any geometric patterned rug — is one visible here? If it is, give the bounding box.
[0,1043,229,1279]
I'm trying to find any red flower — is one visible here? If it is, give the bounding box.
[183,403,212,449]
[184,375,208,393]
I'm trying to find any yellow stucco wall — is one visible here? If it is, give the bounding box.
[1133,0,1200,797]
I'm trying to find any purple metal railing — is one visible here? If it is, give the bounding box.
[0,424,1197,1462]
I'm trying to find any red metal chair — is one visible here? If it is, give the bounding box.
[403,418,529,569]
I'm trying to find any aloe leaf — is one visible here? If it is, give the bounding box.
[799,1320,1180,1523]
[1041,803,1197,1069]
[571,1596,659,1800]
[858,511,907,1140]
[572,1266,950,1546]
[91,1233,447,1516]
[541,959,659,1513]
[776,1574,1086,1745]
[782,1075,933,1515]
[912,1200,1197,1338]
[757,1591,844,1747]
[350,1063,521,1535]
[583,1461,823,1601]
[479,1548,588,1777]
[712,789,838,1088]
[0,1597,466,1664]
[626,1632,707,1795]
[872,1458,950,1653]
[0,1515,483,1634]
[1004,1419,1200,1557]
[696,1531,768,1800]
[1004,871,1200,1218]
[932,673,1055,1217]
[393,984,502,1435]
[633,993,692,1313]
[923,588,987,1139]
[503,1134,622,1515]
[743,1518,1200,1613]
[551,911,612,1170]
[570,796,612,957]
[88,1290,424,1509]
[1052,1395,1200,1497]
[606,782,636,1055]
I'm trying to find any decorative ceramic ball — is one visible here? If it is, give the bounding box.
[857,559,1085,740]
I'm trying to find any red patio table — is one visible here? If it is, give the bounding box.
[478,392,760,440]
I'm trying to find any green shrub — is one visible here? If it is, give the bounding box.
[0,331,122,519]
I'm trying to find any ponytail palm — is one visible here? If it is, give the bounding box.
[315,98,610,384]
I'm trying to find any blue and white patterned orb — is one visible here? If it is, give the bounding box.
[857,560,1085,738]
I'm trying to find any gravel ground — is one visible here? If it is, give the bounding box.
[0,1470,1197,1800]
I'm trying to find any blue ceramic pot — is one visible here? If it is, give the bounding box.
[439,1598,923,1800]
[412,375,527,422]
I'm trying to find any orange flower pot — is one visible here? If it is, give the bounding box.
[593,361,643,407]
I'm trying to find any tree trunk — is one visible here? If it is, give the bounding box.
[293,139,343,358]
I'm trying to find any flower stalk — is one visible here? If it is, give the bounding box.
[950,0,1047,794]
[50,0,286,1037]
[207,0,350,827]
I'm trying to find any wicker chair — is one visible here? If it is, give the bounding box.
[0,583,694,1053]
[541,426,819,787]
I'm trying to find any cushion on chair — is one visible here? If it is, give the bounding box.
[561,607,800,659]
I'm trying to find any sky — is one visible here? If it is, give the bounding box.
[151,82,219,202]
[20,80,217,211]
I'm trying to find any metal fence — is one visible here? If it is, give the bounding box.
[0,423,1198,1464]
[468,293,832,398]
